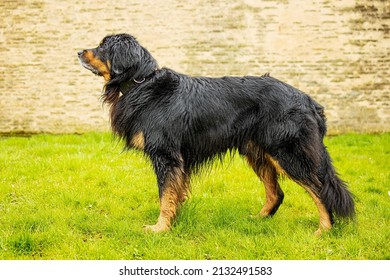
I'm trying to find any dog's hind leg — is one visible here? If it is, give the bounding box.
[244,142,284,217]
[301,184,333,235]
[144,154,190,233]
[270,146,333,235]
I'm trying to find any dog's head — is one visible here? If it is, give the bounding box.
[78,34,158,102]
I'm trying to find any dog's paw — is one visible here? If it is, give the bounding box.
[143,224,170,233]
[314,226,331,236]
[249,211,271,219]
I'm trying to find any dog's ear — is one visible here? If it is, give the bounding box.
[111,41,132,75]
[108,35,158,78]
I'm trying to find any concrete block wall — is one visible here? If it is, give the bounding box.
[0,0,389,134]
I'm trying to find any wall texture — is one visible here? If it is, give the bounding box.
[0,0,389,134]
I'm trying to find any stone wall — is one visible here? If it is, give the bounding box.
[0,0,389,134]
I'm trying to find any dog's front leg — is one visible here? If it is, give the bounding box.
[144,155,189,233]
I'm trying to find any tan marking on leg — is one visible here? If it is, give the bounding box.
[245,142,284,217]
[302,186,332,235]
[144,187,178,232]
[130,131,145,150]
[258,168,282,217]
[144,167,189,233]
[265,154,287,176]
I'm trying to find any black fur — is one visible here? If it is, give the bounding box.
[78,34,355,232]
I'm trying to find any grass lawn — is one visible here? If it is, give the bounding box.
[0,132,389,260]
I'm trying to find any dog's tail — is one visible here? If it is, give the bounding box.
[319,149,355,221]
[310,100,354,221]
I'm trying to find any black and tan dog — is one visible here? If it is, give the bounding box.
[78,33,354,234]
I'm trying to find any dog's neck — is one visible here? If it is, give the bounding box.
[119,69,158,94]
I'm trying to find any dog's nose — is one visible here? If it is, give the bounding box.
[77,50,84,56]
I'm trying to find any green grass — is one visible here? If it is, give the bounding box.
[0,132,389,260]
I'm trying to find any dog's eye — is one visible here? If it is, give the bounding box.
[96,47,105,54]
[95,47,108,60]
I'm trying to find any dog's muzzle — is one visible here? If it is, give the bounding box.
[77,50,99,75]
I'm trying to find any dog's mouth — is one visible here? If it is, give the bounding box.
[78,55,100,76]
[78,49,111,81]
[82,62,100,76]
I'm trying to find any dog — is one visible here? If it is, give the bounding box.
[78,33,355,234]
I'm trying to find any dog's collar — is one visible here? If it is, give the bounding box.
[119,69,158,94]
